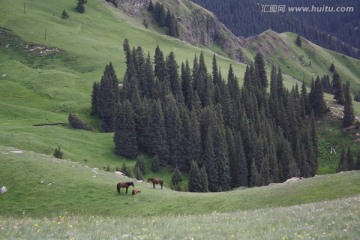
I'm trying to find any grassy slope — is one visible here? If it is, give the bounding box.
[0,0,246,172]
[1,145,359,218]
[243,30,360,92]
[0,146,359,238]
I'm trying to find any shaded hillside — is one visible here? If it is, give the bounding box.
[192,0,360,59]
[113,0,246,61]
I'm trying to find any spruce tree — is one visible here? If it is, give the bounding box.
[337,148,347,172]
[171,167,183,191]
[343,82,355,128]
[151,154,160,172]
[249,159,259,187]
[332,72,344,104]
[164,95,184,168]
[346,147,354,171]
[188,161,203,192]
[147,100,169,165]
[113,100,138,159]
[295,35,302,47]
[329,63,335,73]
[254,52,268,90]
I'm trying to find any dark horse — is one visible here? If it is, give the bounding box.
[147,178,164,189]
[117,182,134,194]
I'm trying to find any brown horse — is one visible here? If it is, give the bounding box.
[132,189,141,195]
[117,182,134,194]
[147,178,164,189]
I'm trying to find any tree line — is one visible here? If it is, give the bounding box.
[91,40,325,192]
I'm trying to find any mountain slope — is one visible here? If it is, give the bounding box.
[243,30,360,91]
[192,0,360,59]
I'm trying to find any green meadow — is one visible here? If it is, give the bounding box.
[1,0,360,238]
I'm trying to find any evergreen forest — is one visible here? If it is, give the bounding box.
[91,40,326,191]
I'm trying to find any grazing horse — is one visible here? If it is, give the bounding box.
[147,178,164,189]
[117,182,134,194]
[132,189,141,195]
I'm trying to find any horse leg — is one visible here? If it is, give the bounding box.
[153,183,155,188]
[126,187,128,194]
[117,185,120,193]
[161,183,163,189]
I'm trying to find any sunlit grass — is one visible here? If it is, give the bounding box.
[1,196,359,239]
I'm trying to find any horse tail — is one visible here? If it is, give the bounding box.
[117,184,120,193]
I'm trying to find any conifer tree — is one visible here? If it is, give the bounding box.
[332,72,344,104]
[154,46,166,82]
[343,82,355,128]
[147,100,169,165]
[114,100,138,159]
[329,63,335,73]
[75,0,86,13]
[188,161,204,192]
[337,148,347,172]
[254,52,268,90]
[295,35,302,47]
[309,77,327,119]
[166,52,183,103]
[164,95,184,168]
[181,60,193,110]
[91,81,100,116]
[135,156,146,175]
[171,167,183,191]
[151,154,160,172]
[249,159,259,187]
[346,147,354,171]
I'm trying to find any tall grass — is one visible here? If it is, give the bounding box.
[1,196,359,239]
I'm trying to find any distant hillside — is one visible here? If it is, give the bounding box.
[192,0,360,60]
[113,0,246,61]
[242,30,360,91]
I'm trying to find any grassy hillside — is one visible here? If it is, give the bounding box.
[1,145,359,218]
[244,30,360,92]
[1,145,359,238]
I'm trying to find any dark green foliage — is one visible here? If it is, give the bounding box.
[321,75,332,94]
[135,157,146,175]
[343,82,355,128]
[54,146,64,159]
[337,148,348,172]
[192,0,360,59]
[150,2,179,38]
[105,0,117,7]
[61,10,69,19]
[189,161,208,192]
[121,163,132,177]
[148,0,154,12]
[295,35,302,47]
[134,165,143,180]
[92,41,320,192]
[75,0,86,13]
[151,155,160,172]
[329,63,335,73]
[249,159,259,187]
[68,113,93,131]
[346,147,355,171]
[355,152,360,170]
[309,77,327,119]
[354,90,360,102]
[91,62,120,132]
[332,72,344,104]
[114,100,138,159]
[171,167,183,191]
